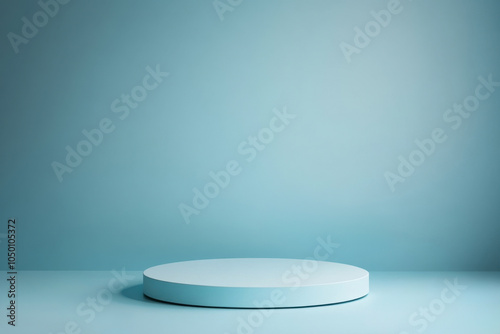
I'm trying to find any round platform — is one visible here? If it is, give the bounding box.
[143,258,369,308]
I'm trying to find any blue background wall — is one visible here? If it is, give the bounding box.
[1,0,499,271]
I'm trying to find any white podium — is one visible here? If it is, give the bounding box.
[143,258,369,308]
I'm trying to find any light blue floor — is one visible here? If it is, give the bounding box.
[1,271,499,334]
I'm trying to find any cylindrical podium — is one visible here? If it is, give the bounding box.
[143,258,369,308]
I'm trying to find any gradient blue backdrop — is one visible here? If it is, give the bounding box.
[1,0,499,270]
